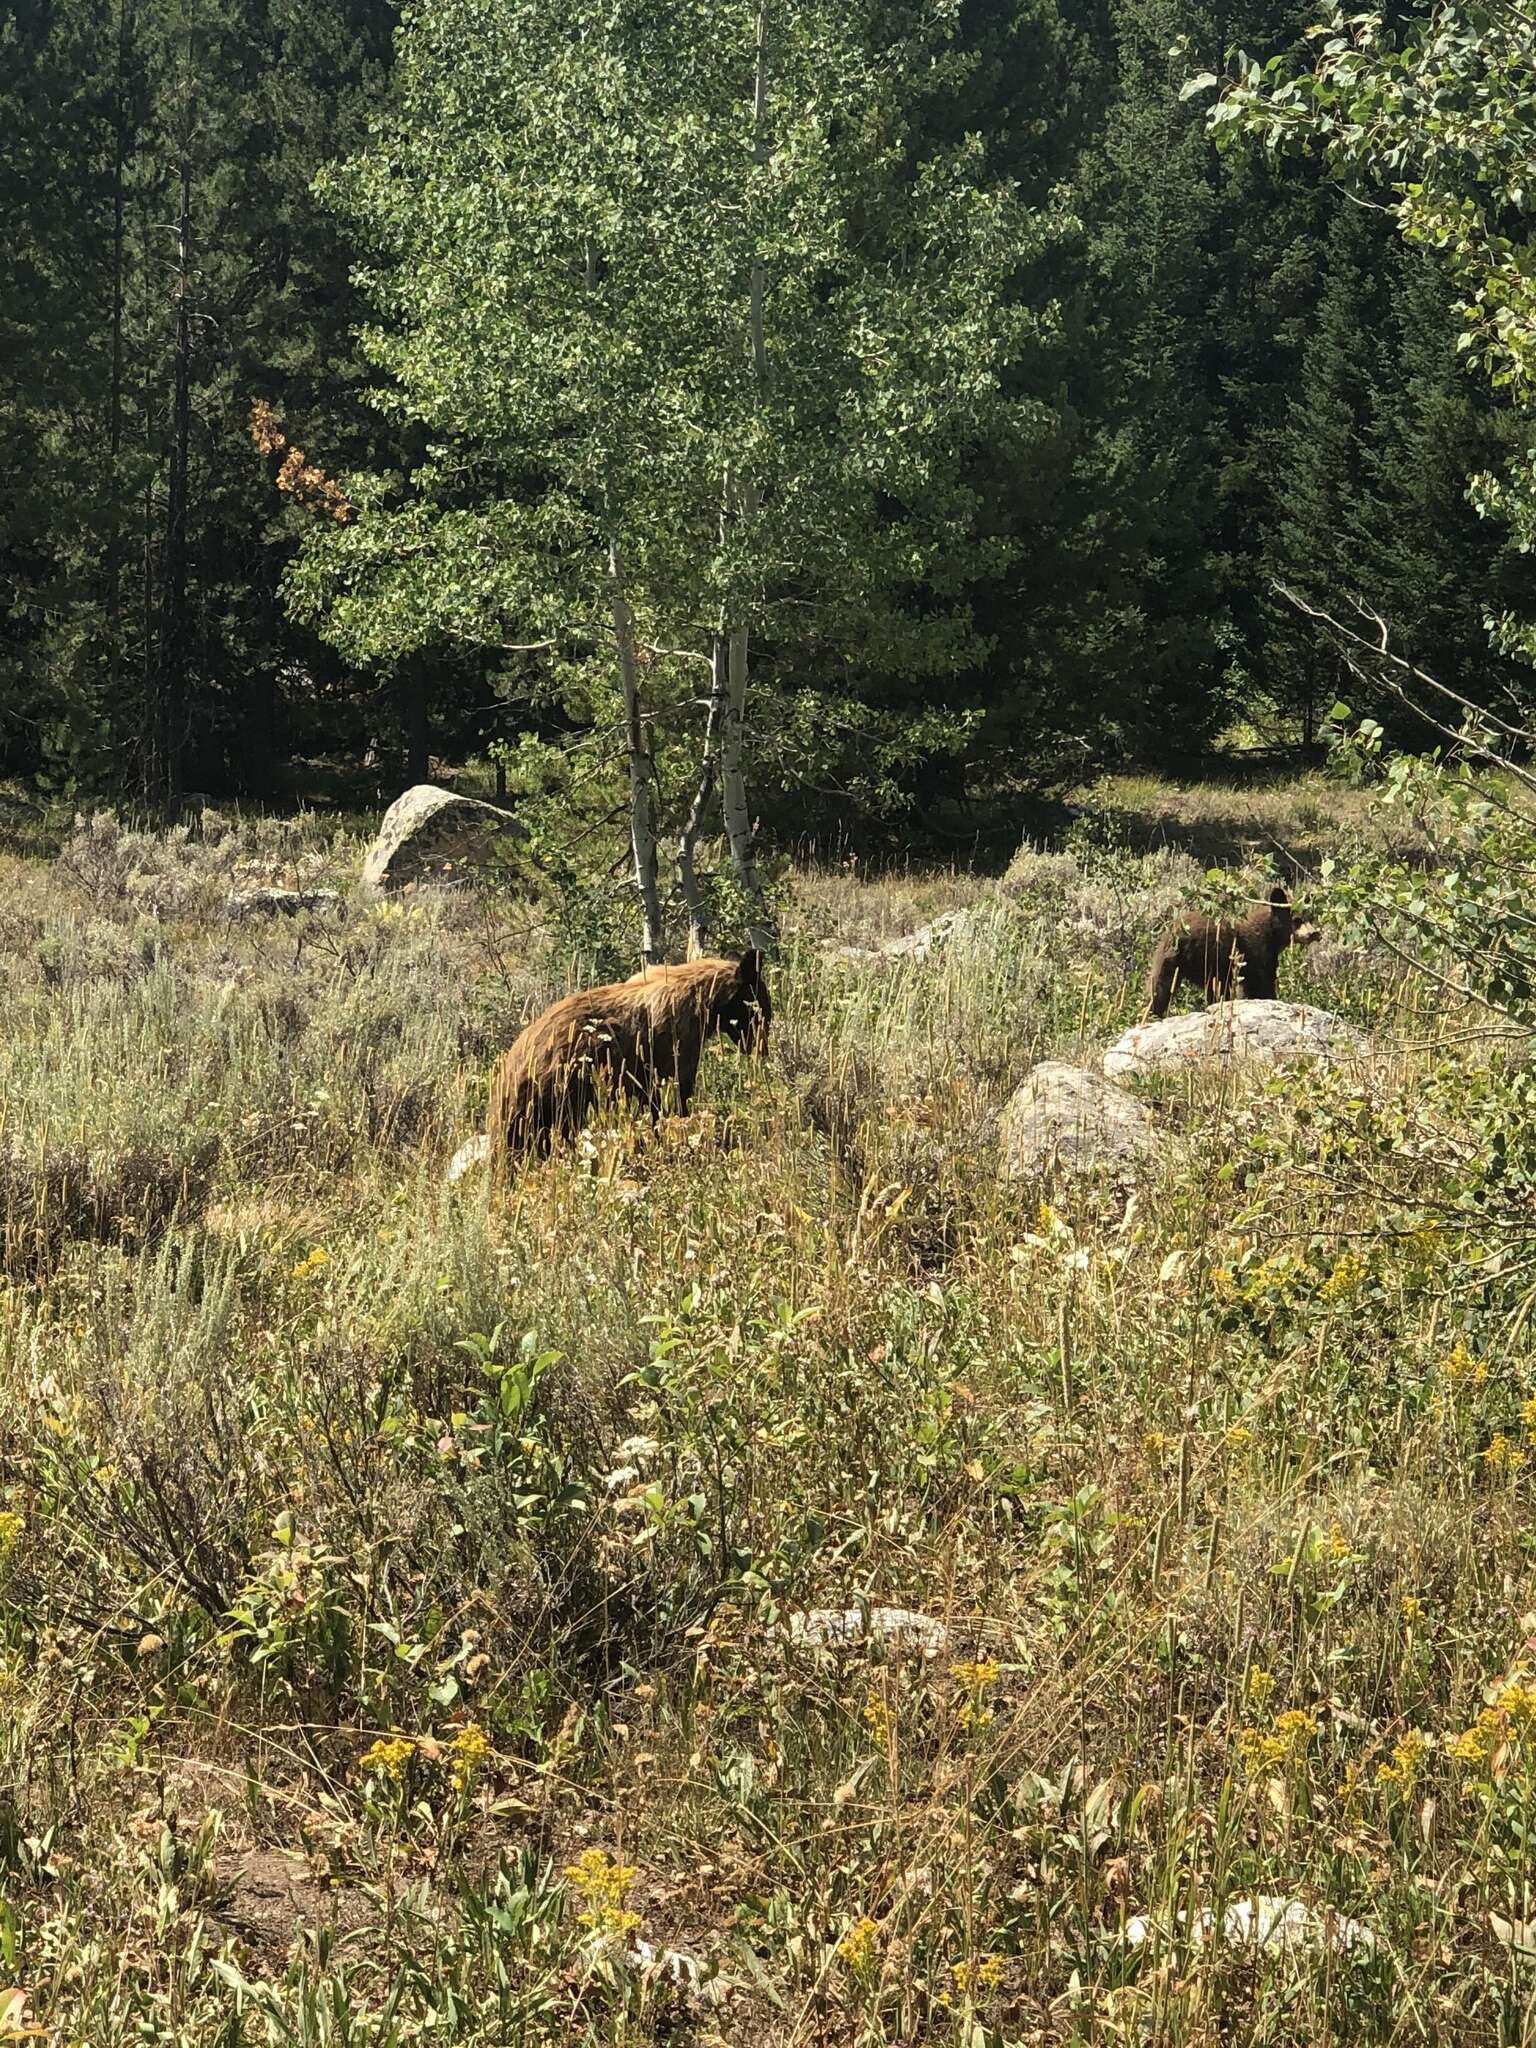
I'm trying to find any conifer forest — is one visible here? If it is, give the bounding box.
[2,0,1526,829]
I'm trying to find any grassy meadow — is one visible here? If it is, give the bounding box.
[3,774,1536,2046]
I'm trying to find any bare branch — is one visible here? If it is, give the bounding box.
[638,642,713,668]
[1276,581,1536,802]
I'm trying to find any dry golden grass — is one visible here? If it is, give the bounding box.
[0,790,1531,2045]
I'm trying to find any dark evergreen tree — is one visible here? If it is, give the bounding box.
[1264,199,1383,740]
[1353,245,1526,723]
[0,0,400,803]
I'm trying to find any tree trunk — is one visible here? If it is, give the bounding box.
[748,5,770,388]
[156,143,192,812]
[720,616,772,950]
[609,538,665,964]
[400,663,430,783]
[678,632,728,957]
[106,0,132,698]
[713,10,776,953]
[139,192,155,801]
[720,479,773,950]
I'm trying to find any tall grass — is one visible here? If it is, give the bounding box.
[0,795,1531,2044]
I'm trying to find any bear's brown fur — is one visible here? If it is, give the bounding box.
[1145,884,1318,1018]
[487,951,771,1165]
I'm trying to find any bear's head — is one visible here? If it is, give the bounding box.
[1266,883,1321,950]
[713,949,772,1055]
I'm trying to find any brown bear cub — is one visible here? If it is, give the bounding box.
[487,951,771,1164]
[1145,884,1318,1019]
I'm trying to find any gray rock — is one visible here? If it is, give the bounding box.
[786,1606,951,1659]
[878,908,974,959]
[446,1133,492,1184]
[1124,1895,1377,1956]
[820,905,981,966]
[998,1060,1157,1179]
[1103,1000,1368,1080]
[225,887,343,920]
[361,784,525,894]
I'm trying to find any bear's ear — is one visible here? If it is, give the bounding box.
[1268,883,1290,908]
[737,948,764,987]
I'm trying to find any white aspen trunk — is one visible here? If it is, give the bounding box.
[720,617,770,947]
[608,538,665,964]
[720,481,773,951]
[715,8,776,954]
[748,5,770,389]
[677,630,728,958]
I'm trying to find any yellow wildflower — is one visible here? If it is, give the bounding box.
[1245,1665,1275,1710]
[0,1511,21,1567]
[1376,1730,1427,1789]
[564,1848,642,1939]
[1441,1341,1488,1387]
[1521,1394,1536,1445]
[1142,1430,1171,1458]
[290,1245,331,1281]
[953,1954,1004,1995]
[448,1721,491,1790]
[1401,1594,1425,1625]
[1448,1710,1501,1767]
[1275,1707,1318,1748]
[838,1916,880,1973]
[1317,1251,1367,1302]
[1499,1681,1536,1737]
[1223,1424,1254,1453]
[951,1657,1001,1731]
[1235,1726,1267,1772]
[863,1692,891,1747]
[1236,1253,1300,1306]
[1482,1433,1526,1478]
[1237,1706,1317,1777]
[360,1735,414,1783]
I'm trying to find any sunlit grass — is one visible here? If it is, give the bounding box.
[0,795,1531,2042]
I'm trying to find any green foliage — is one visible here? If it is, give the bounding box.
[0,0,401,801]
[1217,1,1536,662]
[2,0,1530,816]
[284,0,1073,922]
[1325,709,1536,1025]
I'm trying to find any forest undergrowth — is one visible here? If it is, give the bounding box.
[2,774,1535,2046]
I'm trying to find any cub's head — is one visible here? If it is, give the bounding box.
[713,948,772,1055]
[1266,882,1321,950]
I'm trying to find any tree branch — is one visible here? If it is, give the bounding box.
[1275,580,1536,802]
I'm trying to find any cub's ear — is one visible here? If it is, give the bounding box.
[1268,883,1290,908]
[737,948,765,986]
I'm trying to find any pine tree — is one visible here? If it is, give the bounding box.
[1354,246,1525,721]
[0,0,399,801]
[1265,199,1382,740]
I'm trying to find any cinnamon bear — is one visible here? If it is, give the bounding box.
[487,950,771,1165]
[1145,884,1318,1018]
